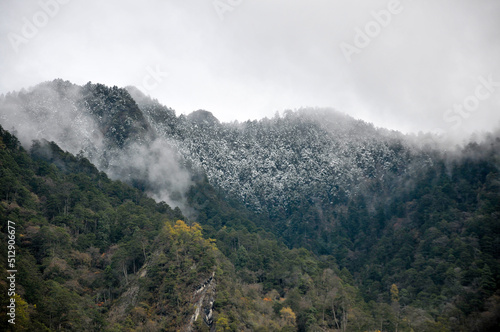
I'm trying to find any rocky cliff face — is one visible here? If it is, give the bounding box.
[187,272,216,331]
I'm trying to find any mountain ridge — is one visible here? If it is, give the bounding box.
[1,79,499,331]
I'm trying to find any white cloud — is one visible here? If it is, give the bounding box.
[1,0,499,138]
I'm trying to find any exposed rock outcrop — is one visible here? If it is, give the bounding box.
[187,271,216,331]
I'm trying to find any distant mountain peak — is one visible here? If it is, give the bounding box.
[187,109,220,126]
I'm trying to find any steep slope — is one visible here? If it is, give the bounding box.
[0,126,400,332]
[0,80,152,157]
[0,80,191,209]
[129,93,434,253]
[2,80,500,331]
[0,125,200,330]
[2,80,435,248]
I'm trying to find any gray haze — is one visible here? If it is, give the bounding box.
[108,139,193,212]
[0,81,192,210]
[1,0,500,139]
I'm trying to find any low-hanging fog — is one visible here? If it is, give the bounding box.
[0,82,193,211]
[1,0,499,139]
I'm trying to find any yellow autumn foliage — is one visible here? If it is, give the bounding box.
[162,220,217,250]
[280,306,296,326]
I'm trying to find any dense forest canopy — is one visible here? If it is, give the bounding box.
[1,80,499,331]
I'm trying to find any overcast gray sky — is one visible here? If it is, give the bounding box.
[1,0,499,138]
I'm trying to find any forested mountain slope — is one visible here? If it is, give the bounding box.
[1,80,500,331]
[0,125,430,331]
[0,80,434,251]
